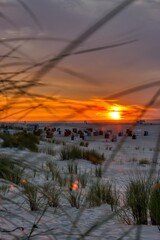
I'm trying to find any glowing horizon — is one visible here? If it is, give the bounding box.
[0,96,159,122]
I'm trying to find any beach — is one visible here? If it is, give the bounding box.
[0,122,160,240]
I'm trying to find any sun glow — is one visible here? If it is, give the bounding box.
[110,111,121,120]
[108,106,122,120]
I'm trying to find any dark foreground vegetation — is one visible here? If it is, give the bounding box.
[0,132,39,152]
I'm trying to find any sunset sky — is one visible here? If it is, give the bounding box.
[0,0,160,122]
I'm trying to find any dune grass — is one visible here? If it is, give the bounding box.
[60,145,105,164]
[149,182,160,225]
[0,132,39,152]
[22,182,41,211]
[41,182,60,207]
[87,180,119,211]
[0,156,25,185]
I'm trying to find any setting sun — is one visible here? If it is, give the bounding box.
[108,106,122,120]
[110,111,121,120]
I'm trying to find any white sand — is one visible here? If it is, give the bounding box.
[0,122,160,239]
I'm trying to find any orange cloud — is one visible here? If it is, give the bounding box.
[0,96,158,122]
